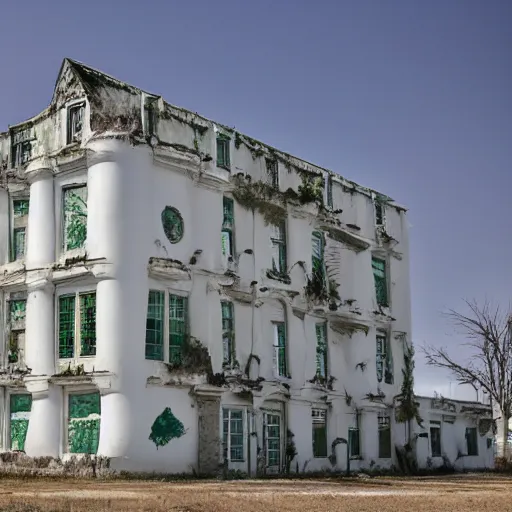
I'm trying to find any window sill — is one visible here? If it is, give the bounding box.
[217,164,231,172]
[266,269,291,285]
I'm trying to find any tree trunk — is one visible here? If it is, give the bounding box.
[493,404,509,458]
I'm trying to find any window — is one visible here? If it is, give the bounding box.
[378,415,391,458]
[217,135,230,169]
[8,296,26,365]
[67,103,85,144]
[68,392,100,454]
[221,301,235,366]
[63,185,88,251]
[376,332,393,384]
[10,394,32,451]
[430,421,442,457]
[349,413,361,458]
[144,291,189,363]
[312,409,328,457]
[222,408,244,462]
[266,158,279,189]
[161,206,184,244]
[270,221,287,275]
[273,322,287,377]
[466,427,478,456]
[11,199,29,261]
[374,198,385,226]
[221,197,235,261]
[325,175,333,208]
[312,231,326,285]
[58,291,96,359]
[144,99,157,137]
[315,323,328,379]
[11,128,33,167]
[264,413,281,468]
[372,257,388,306]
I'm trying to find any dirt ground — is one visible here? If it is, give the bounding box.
[0,474,511,512]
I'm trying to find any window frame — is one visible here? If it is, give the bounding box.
[57,288,97,361]
[315,322,328,379]
[221,300,236,367]
[273,321,288,378]
[216,134,231,170]
[62,184,88,252]
[374,197,386,227]
[7,391,32,452]
[10,197,29,262]
[144,289,190,364]
[312,408,328,458]
[270,221,287,276]
[325,175,333,209]
[312,231,326,286]
[378,414,392,458]
[222,407,247,463]
[11,127,34,168]
[221,196,235,263]
[67,102,86,145]
[372,256,389,307]
[263,411,282,469]
[430,421,442,457]
[349,412,361,458]
[466,426,478,456]
[376,330,393,384]
[265,158,279,189]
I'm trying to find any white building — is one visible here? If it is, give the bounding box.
[0,59,413,475]
[412,396,494,471]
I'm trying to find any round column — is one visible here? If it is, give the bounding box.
[86,138,151,459]
[25,157,55,269]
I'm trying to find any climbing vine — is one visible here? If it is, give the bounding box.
[395,344,423,428]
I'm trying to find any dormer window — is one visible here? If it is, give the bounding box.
[67,103,85,144]
[11,128,33,168]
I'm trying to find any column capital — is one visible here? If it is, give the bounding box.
[26,276,55,294]
[24,157,54,184]
[85,136,153,168]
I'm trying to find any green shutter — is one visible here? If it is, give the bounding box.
[10,394,32,451]
[169,295,188,364]
[217,136,230,168]
[59,295,76,358]
[68,393,100,454]
[145,290,165,360]
[79,293,96,356]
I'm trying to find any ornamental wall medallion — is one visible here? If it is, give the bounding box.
[161,207,184,244]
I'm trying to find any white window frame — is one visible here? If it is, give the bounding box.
[269,221,287,275]
[272,321,288,379]
[67,101,86,144]
[221,407,248,463]
[9,195,30,263]
[56,284,97,363]
[263,411,282,470]
[312,408,328,458]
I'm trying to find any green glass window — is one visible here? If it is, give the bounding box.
[312,409,328,458]
[161,206,184,244]
[217,135,230,169]
[11,198,29,262]
[80,293,96,356]
[68,393,100,454]
[9,299,26,323]
[270,222,287,275]
[466,427,478,456]
[145,290,165,361]
[372,257,388,306]
[63,186,88,251]
[378,415,391,458]
[59,295,76,359]
[221,301,235,365]
[274,322,287,377]
[312,231,326,284]
[169,294,188,364]
[266,158,279,189]
[10,394,32,451]
[223,409,244,461]
[265,413,281,467]
[13,199,29,218]
[222,197,235,259]
[12,228,26,261]
[315,323,328,378]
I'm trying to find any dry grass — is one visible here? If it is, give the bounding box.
[0,474,510,511]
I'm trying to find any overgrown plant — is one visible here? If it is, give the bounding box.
[285,429,298,474]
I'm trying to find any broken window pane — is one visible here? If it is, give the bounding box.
[63,186,88,251]
[169,294,188,364]
[59,295,76,359]
[270,222,287,275]
[372,257,388,306]
[10,394,32,451]
[315,323,328,378]
[312,409,328,457]
[266,158,279,189]
[145,290,165,361]
[221,301,235,365]
[223,408,244,462]
[264,413,281,467]
[378,415,391,458]
[68,393,100,454]
[67,103,85,144]
[79,293,96,356]
[466,427,478,456]
[217,135,230,169]
[430,423,441,457]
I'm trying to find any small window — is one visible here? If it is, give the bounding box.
[349,413,361,458]
[375,198,385,226]
[67,103,85,144]
[312,409,328,457]
[63,186,88,251]
[325,175,333,208]
[144,99,157,137]
[8,297,26,365]
[270,221,287,275]
[372,257,388,307]
[58,291,96,359]
[315,323,328,379]
[221,197,235,261]
[68,392,100,454]
[430,422,442,457]
[11,128,33,168]
[312,231,326,284]
[376,332,393,384]
[169,294,188,364]
[10,393,32,451]
[266,158,279,189]
[222,408,245,462]
[378,415,391,458]
[11,199,29,262]
[466,427,478,456]
[264,413,281,467]
[217,135,231,169]
[221,301,235,366]
[273,322,288,377]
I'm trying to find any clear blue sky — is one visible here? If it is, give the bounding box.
[1,0,511,400]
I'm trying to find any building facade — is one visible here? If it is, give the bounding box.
[0,59,412,474]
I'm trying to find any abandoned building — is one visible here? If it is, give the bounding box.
[0,58,415,474]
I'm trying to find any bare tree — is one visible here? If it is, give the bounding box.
[422,299,512,458]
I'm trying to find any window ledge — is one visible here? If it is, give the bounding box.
[148,257,191,281]
[266,269,291,285]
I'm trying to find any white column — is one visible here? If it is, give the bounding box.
[25,158,55,269]
[86,138,151,460]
